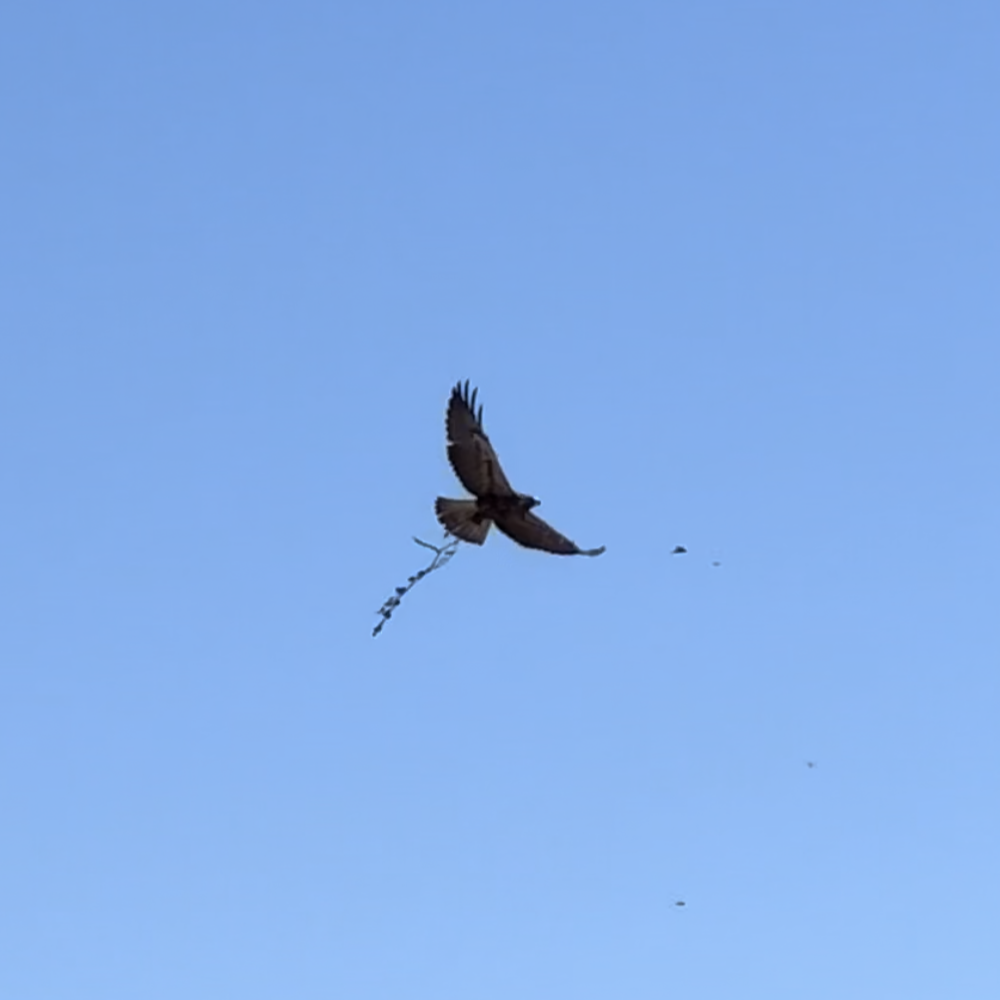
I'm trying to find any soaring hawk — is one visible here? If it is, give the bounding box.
[434,381,605,556]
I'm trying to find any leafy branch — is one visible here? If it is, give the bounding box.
[372,534,460,637]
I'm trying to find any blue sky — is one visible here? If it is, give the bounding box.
[2,2,999,997]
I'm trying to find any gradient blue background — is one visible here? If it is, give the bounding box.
[3,2,998,997]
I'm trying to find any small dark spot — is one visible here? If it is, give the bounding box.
[672,546,687,555]
[806,761,816,769]
[712,561,721,567]
[674,900,686,907]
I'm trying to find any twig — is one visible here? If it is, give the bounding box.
[372,533,460,637]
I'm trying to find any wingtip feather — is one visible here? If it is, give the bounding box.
[451,379,484,428]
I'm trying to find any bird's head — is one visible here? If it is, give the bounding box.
[520,494,540,510]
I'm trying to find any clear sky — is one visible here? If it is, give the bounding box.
[2,2,998,997]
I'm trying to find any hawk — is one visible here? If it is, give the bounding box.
[434,381,605,556]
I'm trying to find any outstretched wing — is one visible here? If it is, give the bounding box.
[494,508,605,557]
[445,380,514,497]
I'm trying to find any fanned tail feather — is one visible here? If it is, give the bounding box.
[435,497,491,545]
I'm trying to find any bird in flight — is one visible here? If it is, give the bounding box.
[435,381,605,556]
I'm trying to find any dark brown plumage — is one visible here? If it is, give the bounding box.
[435,381,605,556]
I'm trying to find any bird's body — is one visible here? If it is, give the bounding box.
[434,381,604,556]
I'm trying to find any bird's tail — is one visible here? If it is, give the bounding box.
[435,497,491,545]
